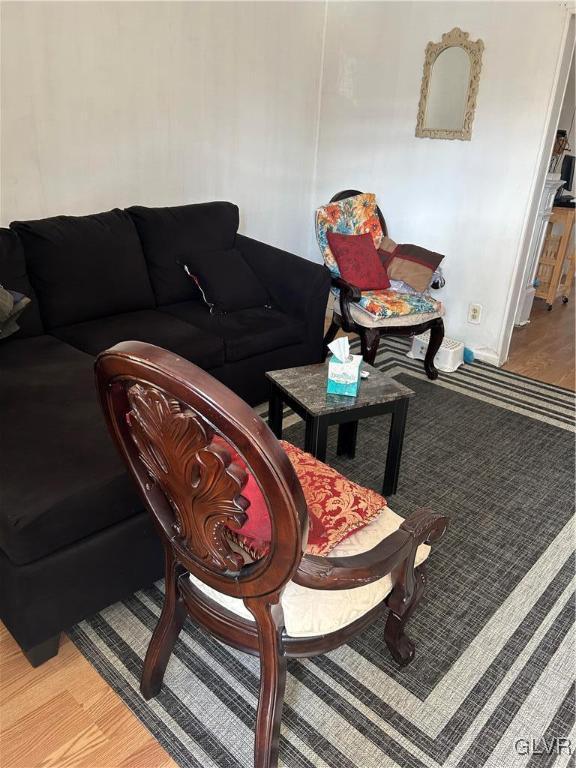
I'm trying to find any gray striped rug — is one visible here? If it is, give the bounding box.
[69,337,575,768]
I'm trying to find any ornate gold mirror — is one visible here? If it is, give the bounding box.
[416,28,484,141]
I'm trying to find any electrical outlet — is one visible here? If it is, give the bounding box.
[468,303,482,324]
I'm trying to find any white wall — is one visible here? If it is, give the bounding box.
[2,1,572,362]
[557,51,575,193]
[0,1,325,255]
[313,1,569,360]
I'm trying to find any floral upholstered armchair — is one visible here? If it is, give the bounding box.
[316,190,445,379]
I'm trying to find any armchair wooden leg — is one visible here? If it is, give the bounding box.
[384,566,426,667]
[141,547,187,700]
[360,327,381,365]
[322,319,339,362]
[424,318,444,380]
[246,597,286,768]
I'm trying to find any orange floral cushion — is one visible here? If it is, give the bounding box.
[229,440,386,558]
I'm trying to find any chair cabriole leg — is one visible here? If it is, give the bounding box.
[246,596,287,768]
[360,327,381,365]
[140,546,186,700]
[424,318,444,380]
[384,565,426,667]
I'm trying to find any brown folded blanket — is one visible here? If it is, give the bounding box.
[378,243,444,292]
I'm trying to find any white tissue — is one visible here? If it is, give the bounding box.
[328,337,350,363]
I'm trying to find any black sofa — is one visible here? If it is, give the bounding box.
[0,201,330,665]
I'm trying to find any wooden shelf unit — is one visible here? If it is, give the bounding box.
[535,206,575,309]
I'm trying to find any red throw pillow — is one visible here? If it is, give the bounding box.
[212,436,271,547]
[327,231,390,290]
[217,435,385,559]
[214,436,328,554]
[280,441,385,555]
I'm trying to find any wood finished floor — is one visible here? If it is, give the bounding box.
[1,303,573,768]
[503,296,575,390]
[0,623,178,768]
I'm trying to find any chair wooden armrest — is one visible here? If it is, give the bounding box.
[331,276,362,331]
[293,508,447,591]
[332,276,362,301]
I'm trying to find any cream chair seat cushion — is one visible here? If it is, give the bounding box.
[330,293,444,330]
[336,306,442,330]
[189,506,430,638]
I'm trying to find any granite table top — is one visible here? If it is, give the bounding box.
[266,362,414,417]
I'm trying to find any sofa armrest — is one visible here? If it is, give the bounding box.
[236,234,331,351]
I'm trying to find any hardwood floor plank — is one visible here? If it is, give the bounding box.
[37,724,109,768]
[2,691,93,768]
[504,297,575,389]
[0,622,178,768]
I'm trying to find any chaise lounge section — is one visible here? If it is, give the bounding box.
[0,201,330,664]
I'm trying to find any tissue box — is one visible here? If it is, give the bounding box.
[327,354,363,397]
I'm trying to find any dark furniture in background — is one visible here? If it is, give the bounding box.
[95,341,447,768]
[0,202,330,665]
[323,190,445,380]
[267,362,414,496]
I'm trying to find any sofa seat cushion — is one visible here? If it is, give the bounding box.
[190,506,430,638]
[160,301,306,362]
[127,202,239,305]
[0,335,143,565]
[52,310,225,368]
[11,209,155,328]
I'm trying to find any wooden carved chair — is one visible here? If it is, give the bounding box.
[317,190,446,380]
[95,341,447,768]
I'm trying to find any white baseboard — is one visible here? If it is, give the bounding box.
[472,346,501,367]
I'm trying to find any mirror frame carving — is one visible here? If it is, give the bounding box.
[415,27,484,141]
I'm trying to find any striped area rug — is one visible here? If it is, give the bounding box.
[69,338,575,768]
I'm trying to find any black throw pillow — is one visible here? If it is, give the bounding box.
[181,248,270,312]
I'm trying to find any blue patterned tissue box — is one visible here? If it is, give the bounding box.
[327,354,362,397]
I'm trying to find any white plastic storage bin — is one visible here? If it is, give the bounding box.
[407,331,464,373]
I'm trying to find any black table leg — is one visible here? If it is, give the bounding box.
[305,416,328,462]
[383,398,409,496]
[337,421,358,458]
[268,387,284,439]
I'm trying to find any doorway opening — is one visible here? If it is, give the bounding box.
[504,24,575,390]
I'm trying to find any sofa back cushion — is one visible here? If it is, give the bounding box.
[126,201,240,305]
[11,209,155,328]
[0,228,44,338]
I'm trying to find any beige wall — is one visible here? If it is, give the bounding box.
[0,1,325,255]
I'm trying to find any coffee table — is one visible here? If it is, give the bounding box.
[266,362,414,496]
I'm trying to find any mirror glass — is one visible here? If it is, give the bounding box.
[425,46,470,131]
[415,28,484,141]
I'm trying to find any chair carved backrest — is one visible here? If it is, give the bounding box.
[95,341,308,600]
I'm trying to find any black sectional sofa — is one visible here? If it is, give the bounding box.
[0,201,330,665]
